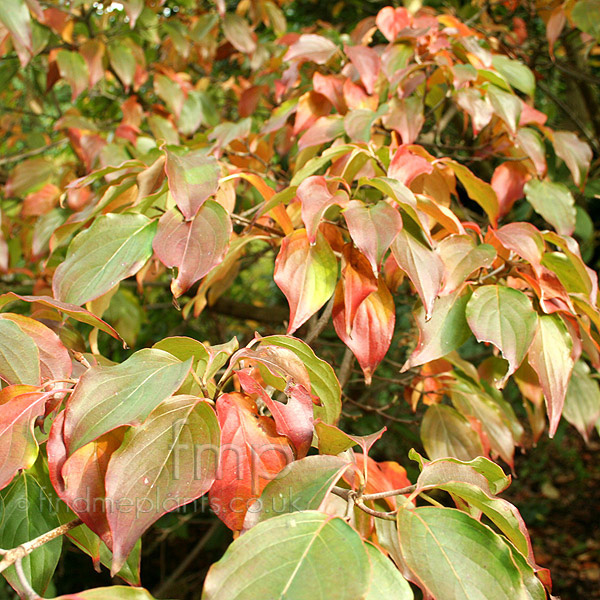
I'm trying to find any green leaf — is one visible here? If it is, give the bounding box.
[63,348,192,453]
[56,50,89,101]
[0,472,61,595]
[244,455,350,528]
[105,396,219,572]
[397,506,537,600]
[525,179,576,236]
[466,285,537,387]
[259,335,342,424]
[527,315,574,437]
[52,214,157,306]
[364,541,414,600]
[442,160,499,225]
[223,13,256,54]
[52,586,157,599]
[563,361,600,443]
[402,290,472,371]
[491,55,535,96]
[202,512,370,600]
[421,404,484,461]
[571,0,600,41]
[412,453,510,495]
[487,85,521,134]
[107,41,136,88]
[0,319,40,384]
[0,0,32,66]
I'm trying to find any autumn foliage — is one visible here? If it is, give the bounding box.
[0,0,599,598]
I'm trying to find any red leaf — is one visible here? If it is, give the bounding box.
[0,386,49,490]
[343,200,402,274]
[152,202,232,298]
[491,162,531,219]
[237,370,314,458]
[296,176,348,244]
[208,393,293,530]
[345,45,381,95]
[273,229,338,333]
[376,6,411,42]
[339,244,378,335]
[333,278,395,384]
[164,149,220,219]
[0,313,72,382]
[48,411,123,547]
[382,96,424,144]
[388,145,434,186]
[313,72,347,114]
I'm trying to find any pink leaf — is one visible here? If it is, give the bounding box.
[345,45,381,95]
[152,202,232,298]
[388,145,434,186]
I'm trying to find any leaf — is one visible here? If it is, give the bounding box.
[491,55,535,97]
[412,452,510,495]
[122,0,144,28]
[376,6,411,42]
[48,412,123,544]
[0,319,40,384]
[571,0,600,41]
[52,586,157,599]
[333,277,395,384]
[63,348,191,453]
[345,45,380,95]
[0,293,122,342]
[164,149,220,219]
[0,472,61,595]
[491,162,531,219]
[243,454,351,528]
[153,202,231,298]
[487,85,521,134]
[284,34,338,64]
[527,314,574,437]
[397,506,538,600]
[237,371,314,459]
[208,393,293,531]
[421,404,484,461]
[466,285,537,387]
[402,290,471,371]
[0,313,71,382]
[52,214,156,306]
[364,541,414,600]
[391,221,444,320]
[314,421,356,454]
[438,236,496,294]
[383,96,424,144]
[515,128,546,176]
[563,360,600,443]
[552,131,592,187]
[258,335,342,424]
[0,387,50,490]
[273,229,338,334]
[343,200,403,275]
[107,41,136,89]
[524,179,576,236]
[56,49,89,100]
[451,379,517,468]
[494,222,545,268]
[202,512,370,600]
[388,146,434,186]
[223,13,256,54]
[0,0,32,66]
[296,176,348,244]
[442,159,499,225]
[105,396,219,572]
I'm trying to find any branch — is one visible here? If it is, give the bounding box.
[0,519,82,573]
[0,139,69,167]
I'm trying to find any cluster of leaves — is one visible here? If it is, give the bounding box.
[1,0,600,598]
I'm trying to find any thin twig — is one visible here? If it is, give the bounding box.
[0,139,69,166]
[0,519,82,573]
[304,296,334,345]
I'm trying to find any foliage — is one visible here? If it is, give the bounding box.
[0,0,599,598]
